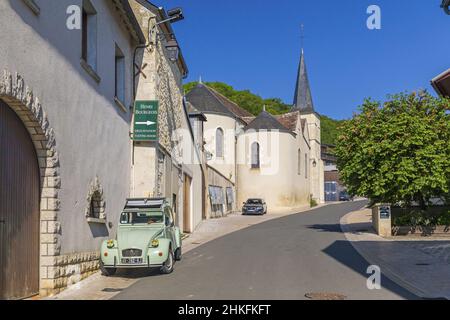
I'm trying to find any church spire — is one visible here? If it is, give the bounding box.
[293,47,315,112]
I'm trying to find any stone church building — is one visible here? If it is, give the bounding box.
[186,50,325,212]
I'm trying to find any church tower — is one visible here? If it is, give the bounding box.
[293,49,325,203]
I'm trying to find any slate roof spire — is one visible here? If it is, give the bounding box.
[293,49,315,113]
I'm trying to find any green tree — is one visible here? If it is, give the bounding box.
[335,92,450,207]
[320,115,346,145]
[183,81,291,116]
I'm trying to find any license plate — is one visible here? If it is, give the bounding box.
[121,258,143,264]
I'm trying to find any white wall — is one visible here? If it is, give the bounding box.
[236,129,311,211]
[203,113,240,184]
[0,0,137,252]
[301,113,325,203]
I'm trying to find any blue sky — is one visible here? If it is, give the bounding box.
[160,0,450,119]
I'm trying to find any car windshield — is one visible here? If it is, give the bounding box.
[247,199,262,205]
[340,192,349,197]
[120,211,164,225]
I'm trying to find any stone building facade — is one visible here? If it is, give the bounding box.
[129,0,205,233]
[0,0,145,298]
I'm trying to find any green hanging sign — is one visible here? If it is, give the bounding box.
[133,100,159,141]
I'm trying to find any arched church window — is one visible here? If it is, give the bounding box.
[216,128,224,158]
[251,142,260,169]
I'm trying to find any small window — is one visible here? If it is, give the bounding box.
[115,44,125,104]
[216,128,224,158]
[251,142,260,169]
[88,190,102,219]
[82,0,97,70]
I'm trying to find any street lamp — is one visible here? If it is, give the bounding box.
[442,0,450,14]
[133,7,185,98]
[165,39,180,63]
[167,8,184,23]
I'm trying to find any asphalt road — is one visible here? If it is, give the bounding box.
[113,201,418,300]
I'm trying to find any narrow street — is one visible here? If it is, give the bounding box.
[113,201,417,300]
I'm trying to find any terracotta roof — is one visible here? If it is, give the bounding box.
[241,116,256,125]
[275,111,299,132]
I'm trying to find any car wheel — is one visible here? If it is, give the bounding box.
[99,260,116,277]
[175,247,182,261]
[160,248,174,274]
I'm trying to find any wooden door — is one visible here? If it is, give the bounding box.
[183,175,192,233]
[0,100,40,299]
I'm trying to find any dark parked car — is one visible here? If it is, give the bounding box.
[339,191,353,201]
[242,199,267,215]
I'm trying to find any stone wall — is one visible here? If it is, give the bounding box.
[40,252,100,294]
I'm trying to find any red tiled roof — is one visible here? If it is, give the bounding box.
[275,111,299,132]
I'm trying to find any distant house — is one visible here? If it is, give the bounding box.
[321,144,345,202]
[431,69,450,97]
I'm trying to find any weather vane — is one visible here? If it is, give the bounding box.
[300,23,305,50]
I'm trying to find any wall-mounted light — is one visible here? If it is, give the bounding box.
[165,39,180,63]
[312,159,317,168]
[167,7,184,23]
[442,0,450,14]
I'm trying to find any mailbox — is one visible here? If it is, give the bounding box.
[372,204,392,237]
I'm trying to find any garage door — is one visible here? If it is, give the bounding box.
[0,100,40,299]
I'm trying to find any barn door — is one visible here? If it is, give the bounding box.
[0,100,40,299]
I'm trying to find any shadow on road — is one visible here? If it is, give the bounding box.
[307,222,372,234]
[112,268,161,279]
[322,240,419,300]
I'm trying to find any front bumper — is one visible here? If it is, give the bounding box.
[242,208,264,215]
[101,245,169,268]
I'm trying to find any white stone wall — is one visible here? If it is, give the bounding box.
[0,0,138,295]
[236,118,311,211]
[130,1,204,232]
[301,113,325,203]
[202,113,241,184]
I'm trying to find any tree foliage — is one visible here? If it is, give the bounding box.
[184,81,291,115]
[335,92,450,207]
[320,115,346,146]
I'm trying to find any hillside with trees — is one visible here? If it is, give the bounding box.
[184,81,344,145]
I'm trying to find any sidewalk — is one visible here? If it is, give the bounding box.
[340,209,450,299]
[47,203,320,300]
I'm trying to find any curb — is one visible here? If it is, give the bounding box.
[340,212,446,300]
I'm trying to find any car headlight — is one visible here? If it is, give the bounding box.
[107,240,115,248]
[151,239,159,248]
